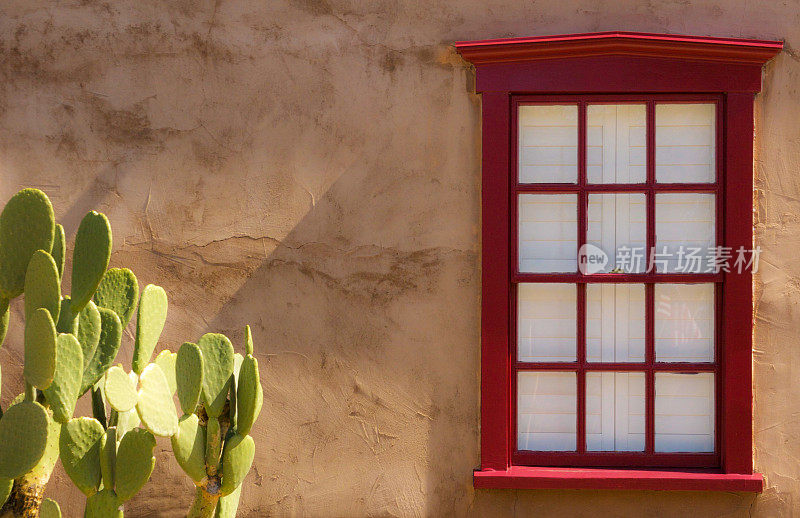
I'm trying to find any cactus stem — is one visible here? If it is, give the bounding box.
[0,468,53,518]
[108,408,119,427]
[187,485,219,518]
[23,384,36,403]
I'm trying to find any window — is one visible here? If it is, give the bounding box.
[513,97,719,468]
[455,32,782,491]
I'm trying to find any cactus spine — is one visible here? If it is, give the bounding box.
[172,327,262,517]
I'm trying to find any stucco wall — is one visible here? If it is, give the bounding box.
[0,1,797,516]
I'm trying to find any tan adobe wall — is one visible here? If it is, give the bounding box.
[0,1,797,516]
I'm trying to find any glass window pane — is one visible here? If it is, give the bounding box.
[656,103,716,183]
[587,284,645,363]
[518,105,578,183]
[519,194,577,272]
[518,371,576,451]
[655,193,715,273]
[655,373,715,452]
[518,284,576,362]
[655,284,714,362]
[587,104,646,184]
[586,193,646,273]
[586,372,645,451]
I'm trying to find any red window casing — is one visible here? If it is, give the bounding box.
[455,32,782,491]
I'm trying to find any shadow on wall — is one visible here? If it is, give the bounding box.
[197,174,483,517]
[122,174,758,518]
[49,164,481,516]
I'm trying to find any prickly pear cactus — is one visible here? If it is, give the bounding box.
[0,190,132,518]
[0,188,55,299]
[173,326,262,517]
[94,268,139,328]
[0,188,260,518]
[132,284,168,375]
[60,278,180,516]
[40,498,61,518]
[70,211,112,313]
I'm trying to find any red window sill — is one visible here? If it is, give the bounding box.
[474,466,763,492]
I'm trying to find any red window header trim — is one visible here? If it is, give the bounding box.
[455,31,782,65]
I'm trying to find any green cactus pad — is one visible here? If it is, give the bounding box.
[94,268,139,327]
[100,427,116,491]
[115,427,156,502]
[40,497,62,518]
[171,413,207,483]
[81,307,122,395]
[0,298,9,349]
[115,406,141,439]
[24,249,61,322]
[43,333,84,423]
[56,297,78,335]
[155,349,177,395]
[236,355,262,436]
[136,363,178,437]
[27,411,61,482]
[220,433,255,496]
[133,284,168,374]
[70,211,112,313]
[104,365,138,412]
[76,300,102,371]
[52,223,66,280]
[24,307,57,390]
[84,489,122,518]
[245,325,254,356]
[0,401,49,479]
[198,333,234,418]
[59,417,104,496]
[0,189,55,299]
[0,477,12,508]
[215,482,242,518]
[176,342,204,415]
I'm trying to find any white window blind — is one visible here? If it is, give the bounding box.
[655,283,715,362]
[587,193,647,273]
[587,104,647,184]
[518,283,576,362]
[518,105,578,183]
[518,194,577,273]
[656,103,716,183]
[586,284,646,363]
[655,373,715,452]
[518,372,576,451]
[586,372,645,451]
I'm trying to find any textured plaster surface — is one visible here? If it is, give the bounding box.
[0,0,796,516]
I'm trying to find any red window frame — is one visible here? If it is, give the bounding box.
[510,94,722,470]
[455,31,782,491]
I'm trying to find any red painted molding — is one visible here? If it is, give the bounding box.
[455,31,782,65]
[469,30,781,488]
[474,467,764,492]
